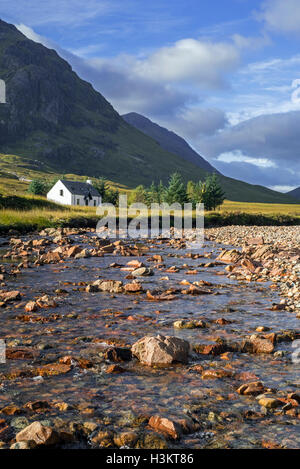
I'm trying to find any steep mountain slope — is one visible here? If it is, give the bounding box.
[0,18,297,203]
[287,187,300,200]
[0,19,212,186]
[123,112,217,173]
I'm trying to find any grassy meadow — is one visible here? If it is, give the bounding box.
[0,153,299,233]
[1,195,300,234]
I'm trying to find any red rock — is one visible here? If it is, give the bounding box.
[0,405,21,415]
[215,318,232,325]
[36,295,57,308]
[237,381,265,396]
[6,348,36,360]
[201,344,227,356]
[262,440,282,450]
[0,290,21,302]
[16,421,59,446]
[241,258,256,272]
[124,283,144,293]
[106,364,126,374]
[217,249,241,264]
[148,416,181,440]
[25,301,38,312]
[66,245,82,258]
[37,363,71,377]
[40,251,62,263]
[250,337,274,354]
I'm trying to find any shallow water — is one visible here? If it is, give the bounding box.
[0,234,299,449]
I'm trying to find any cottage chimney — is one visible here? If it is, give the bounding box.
[86,179,93,185]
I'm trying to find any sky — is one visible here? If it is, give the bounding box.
[1,0,300,192]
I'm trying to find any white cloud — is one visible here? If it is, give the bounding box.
[16,24,53,47]
[259,0,300,35]
[133,38,240,88]
[231,33,271,50]
[217,151,276,168]
[270,185,297,193]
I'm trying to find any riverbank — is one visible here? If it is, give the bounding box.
[1,210,300,235]
[205,225,300,316]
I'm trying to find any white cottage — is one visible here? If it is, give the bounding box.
[47,179,102,207]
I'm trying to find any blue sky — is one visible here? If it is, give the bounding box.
[1,0,300,191]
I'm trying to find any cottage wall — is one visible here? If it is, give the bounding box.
[71,194,102,207]
[47,180,72,205]
[47,181,101,207]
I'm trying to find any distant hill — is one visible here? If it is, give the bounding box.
[0,18,297,204]
[123,112,217,173]
[287,187,300,200]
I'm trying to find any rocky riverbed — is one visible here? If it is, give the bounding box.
[0,226,299,449]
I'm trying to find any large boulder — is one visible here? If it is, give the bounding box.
[16,422,59,446]
[131,335,190,366]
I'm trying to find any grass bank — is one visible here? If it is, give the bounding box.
[1,203,300,235]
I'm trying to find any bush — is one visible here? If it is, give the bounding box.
[28,179,48,196]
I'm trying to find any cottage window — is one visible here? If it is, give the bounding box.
[94,200,97,207]
[77,199,80,205]
[60,189,63,196]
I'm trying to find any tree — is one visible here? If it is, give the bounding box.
[94,177,108,199]
[104,188,119,205]
[186,174,225,210]
[129,185,149,205]
[205,173,225,211]
[28,179,48,196]
[163,173,187,205]
[187,181,195,201]
[147,181,165,205]
[188,181,206,209]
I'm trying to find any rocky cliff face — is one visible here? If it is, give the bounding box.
[0,19,119,150]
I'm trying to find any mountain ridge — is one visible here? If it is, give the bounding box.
[122,112,218,173]
[287,187,300,200]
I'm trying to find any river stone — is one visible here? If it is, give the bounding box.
[93,279,123,293]
[258,398,283,409]
[16,422,59,446]
[113,431,138,448]
[148,416,182,440]
[131,335,190,366]
[249,336,275,354]
[237,381,265,396]
[131,267,153,277]
[174,319,206,329]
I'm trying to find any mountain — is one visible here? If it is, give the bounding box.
[287,187,300,200]
[0,19,212,187]
[122,112,217,173]
[0,18,297,204]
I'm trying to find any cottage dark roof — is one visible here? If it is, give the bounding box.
[60,180,100,197]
